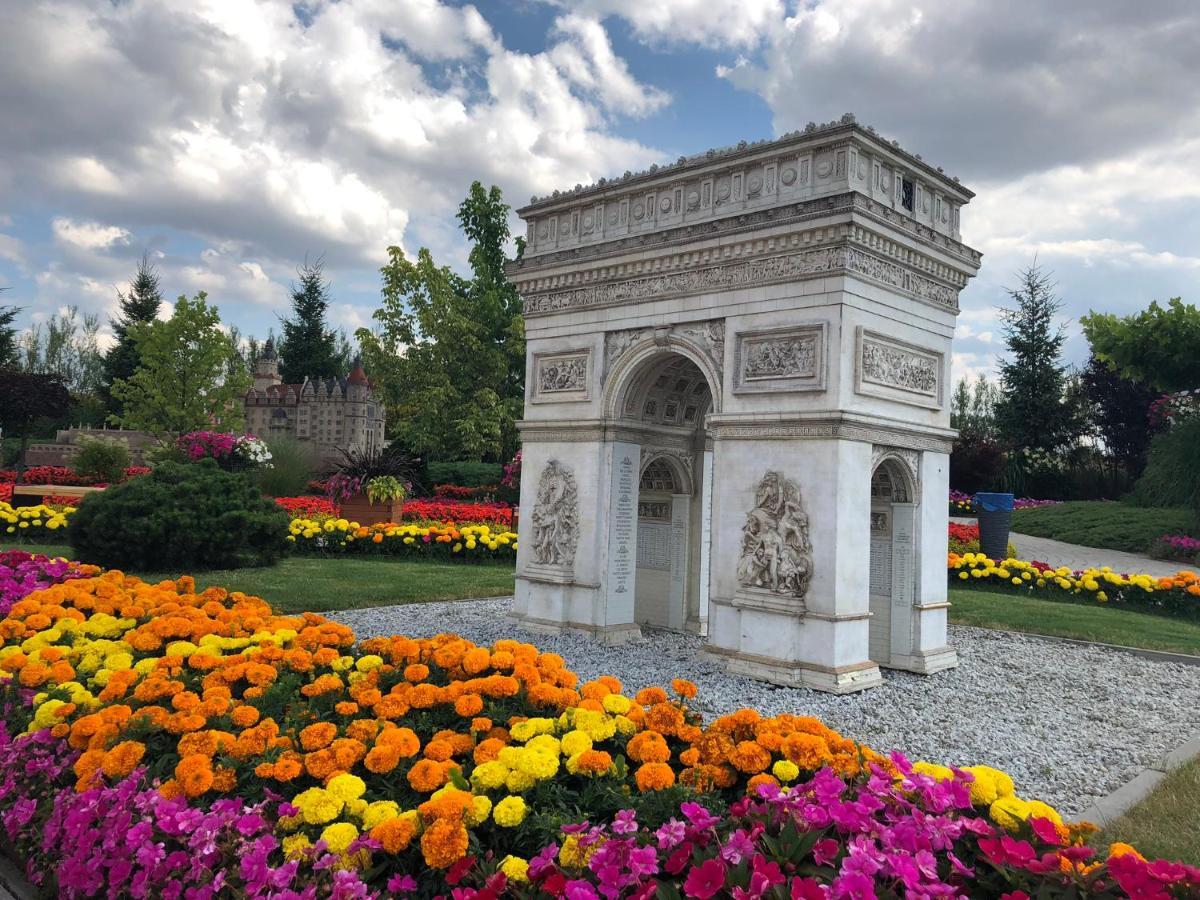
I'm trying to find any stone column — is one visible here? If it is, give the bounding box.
[704,436,883,693]
[890,450,957,673]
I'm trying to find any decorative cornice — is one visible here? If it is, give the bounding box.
[518,413,955,453]
[521,236,965,319]
[510,192,980,277]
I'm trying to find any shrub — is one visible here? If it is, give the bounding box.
[68,460,289,570]
[1129,417,1200,524]
[949,436,1005,494]
[426,460,501,487]
[72,436,131,485]
[255,436,318,498]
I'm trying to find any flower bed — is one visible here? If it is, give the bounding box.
[0,466,150,487]
[1151,534,1200,566]
[288,518,517,561]
[0,502,73,542]
[402,499,513,528]
[275,496,339,518]
[433,483,501,500]
[948,551,1200,621]
[0,567,1193,897]
[0,551,98,615]
[178,430,272,468]
[948,523,1017,558]
[948,491,1062,516]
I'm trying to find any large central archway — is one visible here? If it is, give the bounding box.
[612,351,716,634]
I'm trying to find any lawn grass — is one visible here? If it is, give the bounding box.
[1,541,515,614]
[1011,501,1196,554]
[948,587,1200,656]
[1093,758,1200,866]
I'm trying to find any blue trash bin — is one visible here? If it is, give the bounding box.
[975,492,1014,561]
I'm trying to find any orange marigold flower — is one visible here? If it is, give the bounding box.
[671,678,698,699]
[729,740,772,775]
[371,816,417,854]
[407,758,447,792]
[454,694,484,717]
[404,664,430,683]
[576,749,613,775]
[365,744,401,774]
[175,754,214,798]
[299,722,338,751]
[420,819,469,869]
[634,762,676,792]
[230,705,260,728]
[470,717,493,733]
[644,703,684,736]
[378,726,421,758]
[627,731,672,764]
[635,686,668,706]
[462,647,491,675]
[473,738,505,764]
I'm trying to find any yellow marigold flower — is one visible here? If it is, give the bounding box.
[327,773,367,803]
[293,787,342,824]
[467,794,492,826]
[500,856,529,883]
[470,760,509,790]
[1107,842,1144,861]
[363,800,401,831]
[989,796,1029,832]
[772,759,800,782]
[601,694,631,715]
[282,833,312,859]
[493,795,527,827]
[320,822,360,854]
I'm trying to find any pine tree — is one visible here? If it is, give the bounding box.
[994,264,1075,453]
[0,295,18,368]
[278,260,339,383]
[102,257,163,415]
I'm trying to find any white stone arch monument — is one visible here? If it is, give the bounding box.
[509,115,980,693]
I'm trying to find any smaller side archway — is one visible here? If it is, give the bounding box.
[866,453,919,669]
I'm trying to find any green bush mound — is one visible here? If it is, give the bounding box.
[69,460,289,570]
[1011,500,1196,554]
[426,460,502,487]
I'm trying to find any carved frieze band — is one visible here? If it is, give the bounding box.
[532,349,591,403]
[855,328,943,410]
[734,323,826,394]
[523,243,959,318]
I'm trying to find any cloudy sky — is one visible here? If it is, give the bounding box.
[1,0,1197,378]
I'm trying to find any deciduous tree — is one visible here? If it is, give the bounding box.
[110,293,249,436]
[0,368,71,474]
[358,182,525,461]
[1081,298,1200,392]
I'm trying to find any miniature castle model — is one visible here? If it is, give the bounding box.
[244,339,385,465]
[509,114,980,693]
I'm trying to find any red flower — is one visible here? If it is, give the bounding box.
[683,859,727,900]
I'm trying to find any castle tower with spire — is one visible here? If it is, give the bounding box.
[243,346,385,464]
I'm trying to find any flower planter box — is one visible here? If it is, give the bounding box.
[339,494,403,526]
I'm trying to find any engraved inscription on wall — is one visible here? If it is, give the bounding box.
[734,324,826,393]
[637,523,671,570]
[533,350,590,402]
[608,450,637,595]
[855,328,943,409]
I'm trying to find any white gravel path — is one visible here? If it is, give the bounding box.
[331,597,1200,818]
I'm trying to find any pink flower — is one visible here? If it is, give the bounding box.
[683,859,726,899]
[811,838,840,867]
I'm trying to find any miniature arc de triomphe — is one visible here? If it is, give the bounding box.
[508,115,981,693]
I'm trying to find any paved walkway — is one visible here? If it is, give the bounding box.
[950,516,1190,578]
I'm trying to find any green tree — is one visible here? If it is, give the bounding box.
[358,182,525,461]
[278,260,340,384]
[1079,354,1161,477]
[950,374,1000,439]
[101,257,163,415]
[0,298,18,367]
[994,264,1078,453]
[1081,298,1200,392]
[0,368,71,474]
[18,305,105,395]
[110,293,250,436]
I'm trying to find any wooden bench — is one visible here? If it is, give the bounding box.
[8,485,106,508]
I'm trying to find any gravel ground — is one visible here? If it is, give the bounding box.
[331,597,1200,817]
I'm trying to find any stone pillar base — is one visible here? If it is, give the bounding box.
[887,646,958,675]
[703,645,883,694]
[508,611,643,645]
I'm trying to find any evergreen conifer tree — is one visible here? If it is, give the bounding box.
[278,260,339,383]
[0,296,18,368]
[994,264,1075,452]
[102,257,163,415]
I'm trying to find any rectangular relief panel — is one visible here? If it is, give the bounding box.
[854,327,943,410]
[531,349,591,403]
[733,323,827,394]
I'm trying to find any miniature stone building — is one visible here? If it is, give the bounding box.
[244,340,385,465]
[508,115,981,693]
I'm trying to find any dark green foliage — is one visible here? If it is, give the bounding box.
[1129,418,1200,523]
[69,460,289,570]
[72,437,131,484]
[1080,354,1161,478]
[427,461,502,487]
[278,260,340,384]
[359,182,525,462]
[102,258,163,416]
[994,265,1082,453]
[0,368,71,473]
[1011,500,1196,553]
[949,436,1005,493]
[1082,297,1200,392]
[0,301,18,368]
[256,437,318,498]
